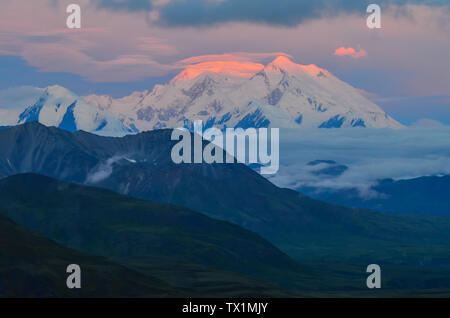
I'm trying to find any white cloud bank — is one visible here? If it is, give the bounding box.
[267,127,450,197]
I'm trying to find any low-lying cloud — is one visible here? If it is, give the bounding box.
[86,155,130,183]
[267,127,450,198]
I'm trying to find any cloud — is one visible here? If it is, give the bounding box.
[20,41,172,82]
[137,36,178,55]
[157,0,362,27]
[0,1,178,82]
[267,127,450,198]
[86,155,131,183]
[176,52,292,65]
[174,61,264,80]
[0,0,449,97]
[94,0,153,12]
[0,86,42,110]
[334,46,367,58]
[172,52,292,79]
[92,0,450,27]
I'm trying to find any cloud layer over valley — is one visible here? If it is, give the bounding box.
[269,127,450,198]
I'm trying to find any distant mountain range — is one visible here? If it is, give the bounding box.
[2,123,450,296]
[0,57,402,136]
[1,123,449,265]
[0,86,130,136]
[299,174,450,216]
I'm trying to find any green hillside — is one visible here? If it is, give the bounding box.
[0,214,178,297]
[0,173,308,294]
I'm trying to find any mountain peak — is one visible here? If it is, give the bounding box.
[266,56,327,76]
[44,85,76,98]
[172,55,325,82]
[266,55,299,72]
[270,55,295,67]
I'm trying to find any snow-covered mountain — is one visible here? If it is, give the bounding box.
[0,86,129,136]
[84,56,403,132]
[0,57,402,136]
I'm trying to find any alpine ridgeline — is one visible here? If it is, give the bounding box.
[84,56,402,131]
[0,56,402,136]
[0,86,130,136]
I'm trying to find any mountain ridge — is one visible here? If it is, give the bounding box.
[0,206,180,297]
[1,122,448,268]
[0,57,402,136]
[0,85,130,136]
[3,123,450,295]
[84,56,403,131]
[0,172,306,290]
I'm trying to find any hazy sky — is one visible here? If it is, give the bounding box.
[0,0,449,124]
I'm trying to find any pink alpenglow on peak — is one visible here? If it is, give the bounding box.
[81,54,403,133]
[174,56,331,81]
[173,61,265,81]
[266,56,330,76]
[0,55,403,135]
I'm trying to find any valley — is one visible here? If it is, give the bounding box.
[1,123,450,296]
